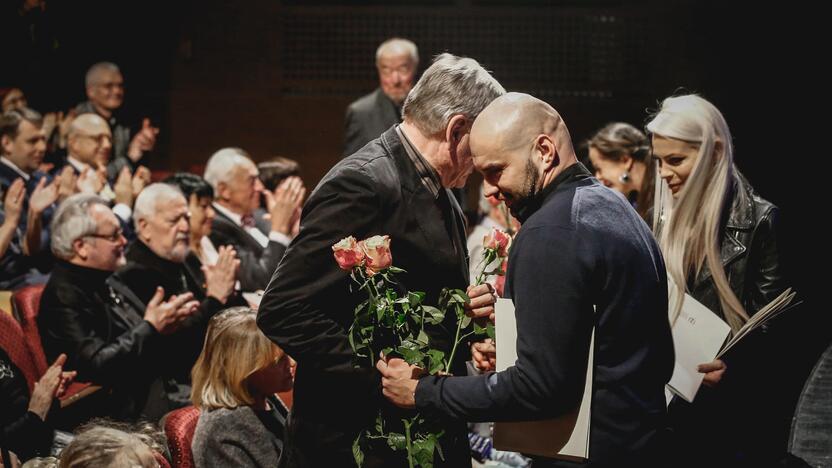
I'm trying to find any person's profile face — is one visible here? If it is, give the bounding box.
[651,135,699,198]
[377,53,416,105]
[1,88,27,112]
[6,119,46,173]
[588,147,633,195]
[474,142,539,218]
[83,206,127,271]
[189,194,215,239]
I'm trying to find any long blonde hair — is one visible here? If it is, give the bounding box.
[647,94,748,333]
[191,307,281,410]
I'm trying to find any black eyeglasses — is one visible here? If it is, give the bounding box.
[85,229,123,242]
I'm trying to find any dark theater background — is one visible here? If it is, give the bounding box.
[3,0,824,458]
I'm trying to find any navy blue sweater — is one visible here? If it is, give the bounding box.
[415,163,674,464]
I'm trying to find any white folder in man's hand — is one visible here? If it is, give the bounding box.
[493,298,593,461]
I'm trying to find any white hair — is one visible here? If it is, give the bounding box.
[647,94,746,332]
[68,113,108,139]
[50,194,110,260]
[85,62,121,88]
[402,53,505,136]
[203,147,255,190]
[375,38,419,65]
[133,183,185,228]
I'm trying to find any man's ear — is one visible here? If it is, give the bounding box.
[445,115,469,146]
[216,181,230,202]
[0,134,12,155]
[73,238,88,260]
[136,218,151,242]
[537,134,558,172]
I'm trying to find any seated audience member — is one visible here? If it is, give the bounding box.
[0,350,75,462]
[0,108,60,289]
[191,307,293,468]
[114,183,239,378]
[56,426,159,468]
[38,194,201,421]
[203,148,304,292]
[76,62,159,181]
[256,156,302,234]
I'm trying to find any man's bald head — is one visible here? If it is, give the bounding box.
[68,113,113,166]
[471,92,574,158]
[69,113,109,139]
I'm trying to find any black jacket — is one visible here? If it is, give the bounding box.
[113,241,227,380]
[257,127,470,467]
[208,210,287,292]
[0,348,55,461]
[669,171,790,466]
[416,164,674,466]
[343,88,401,157]
[38,260,180,421]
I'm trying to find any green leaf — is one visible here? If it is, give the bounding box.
[352,434,365,467]
[386,432,407,451]
[408,291,425,306]
[398,347,425,365]
[427,349,446,374]
[387,266,406,274]
[417,329,430,346]
[422,306,445,325]
[460,315,472,329]
[487,323,496,340]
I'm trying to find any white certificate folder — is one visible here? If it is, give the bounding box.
[493,298,593,461]
[665,289,731,403]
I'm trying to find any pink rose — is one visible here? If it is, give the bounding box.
[483,228,512,258]
[360,235,392,276]
[332,236,365,271]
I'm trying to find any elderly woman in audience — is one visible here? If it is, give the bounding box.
[647,94,789,466]
[190,307,293,468]
[585,121,654,220]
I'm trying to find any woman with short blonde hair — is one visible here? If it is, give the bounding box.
[190,307,293,467]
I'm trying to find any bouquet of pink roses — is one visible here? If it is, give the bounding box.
[332,230,511,467]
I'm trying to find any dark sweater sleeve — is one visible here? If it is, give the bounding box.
[415,224,595,422]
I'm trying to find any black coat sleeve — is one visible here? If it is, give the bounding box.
[38,289,159,385]
[257,166,381,374]
[415,225,595,422]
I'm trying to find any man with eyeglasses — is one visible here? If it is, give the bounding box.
[38,194,205,422]
[63,113,149,239]
[343,38,419,158]
[76,62,159,181]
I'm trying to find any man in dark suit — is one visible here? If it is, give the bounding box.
[379,94,674,467]
[203,148,304,293]
[257,53,505,467]
[343,38,418,158]
[38,194,203,422]
[113,183,240,381]
[0,108,57,289]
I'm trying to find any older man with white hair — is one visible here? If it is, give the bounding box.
[203,148,305,292]
[258,53,504,467]
[38,193,201,421]
[343,37,419,157]
[76,62,159,180]
[115,184,240,377]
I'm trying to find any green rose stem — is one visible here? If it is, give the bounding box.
[403,418,415,468]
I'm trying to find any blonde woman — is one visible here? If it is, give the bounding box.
[190,307,293,468]
[647,94,788,466]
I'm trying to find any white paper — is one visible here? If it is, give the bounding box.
[666,288,731,403]
[493,298,592,461]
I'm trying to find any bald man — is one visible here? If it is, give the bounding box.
[379,93,674,467]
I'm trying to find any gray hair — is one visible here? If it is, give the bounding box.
[203,147,255,190]
[375,37,419,65]
[50,194,109,260]
[58,426,156,468]
[133,183,185,226]
[0,107,43,142]
[85,62,121,88]
[402,53,505,136]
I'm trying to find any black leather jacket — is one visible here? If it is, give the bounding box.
[690,170,787,322]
